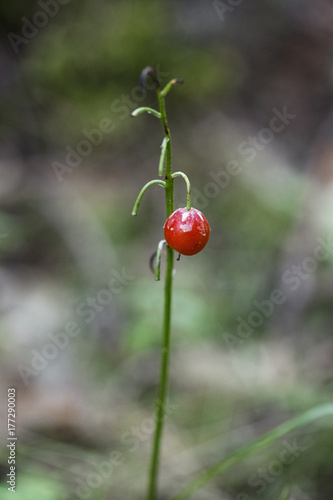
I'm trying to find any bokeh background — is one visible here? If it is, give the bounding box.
[1,1,333,499]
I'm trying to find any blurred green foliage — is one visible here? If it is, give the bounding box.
[1,0,333,499]
[3,0,241,147]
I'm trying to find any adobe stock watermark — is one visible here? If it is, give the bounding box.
[62,398,178,500]
[223,234,333,350]
[192,106,296,210]
[17,268,135,385]
[7,0,71,54]
[213,0,244,22]
[236,436,313,499]
[51,65,169,183]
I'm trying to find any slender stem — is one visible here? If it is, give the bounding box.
[155,239,166,281]
[147,245,173,499]
[132,180,166,216]
[158,137,169,177]
[158,90,173,216]
[146,90,174,500]
[172,172,191,210]
[160,78,184,98]
[131,107,161,119]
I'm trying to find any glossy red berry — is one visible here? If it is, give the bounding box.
[164,208,210,256]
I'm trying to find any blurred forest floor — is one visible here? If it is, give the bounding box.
[0,1,333,499]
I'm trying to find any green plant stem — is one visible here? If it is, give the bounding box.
[159,137,169,176]
[146,89,174,500]
[132,180,166,216]
[158,90,173,215]
[131,107,161,119]
[155,239,166,281]
[172,172,191,209]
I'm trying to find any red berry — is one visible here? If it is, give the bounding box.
[164,208,210,256]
